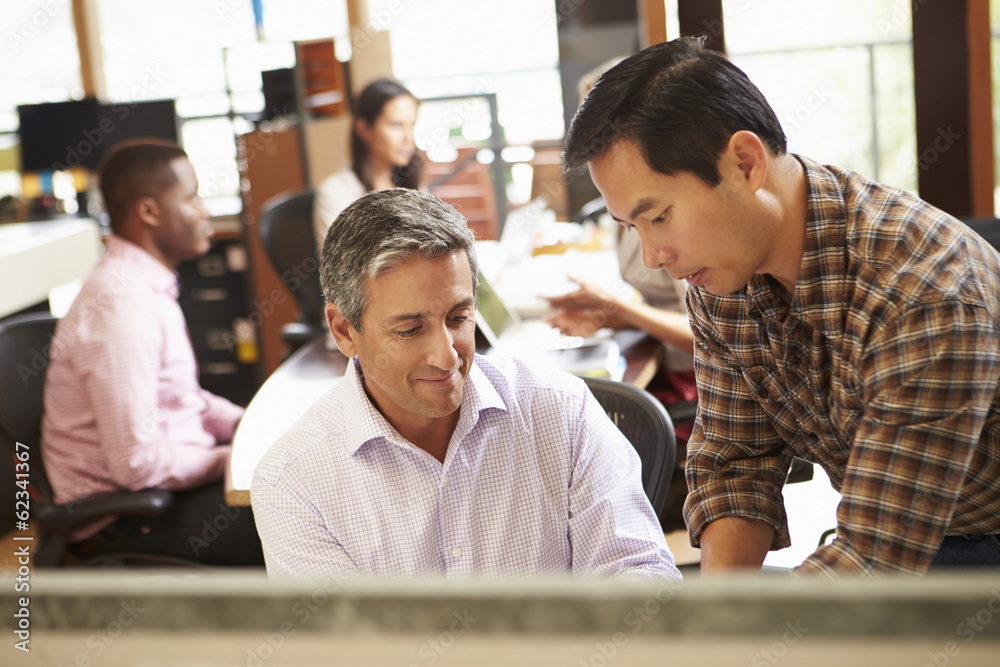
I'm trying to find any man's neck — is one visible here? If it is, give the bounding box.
[116,228,178,272]
[360,377,460,465]
[762,154,809,296]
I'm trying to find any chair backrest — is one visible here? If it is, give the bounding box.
[258,190,324,326]
[960,217,1000,253]
[583,376,676,518]
[0,312,58,497]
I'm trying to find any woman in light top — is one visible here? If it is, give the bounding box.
[313,78,424,247]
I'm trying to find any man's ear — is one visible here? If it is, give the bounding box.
[722,130,768,192]
[326,303,358,357]
[135,196,161,228]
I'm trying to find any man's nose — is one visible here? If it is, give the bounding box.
[425,323,459,371]
[640,231,672,270]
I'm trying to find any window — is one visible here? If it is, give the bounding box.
[992,0,1000,212]
[386,0,563,207]
[0,0,83,200]
[95,0,348,215]
[722,0,917,193]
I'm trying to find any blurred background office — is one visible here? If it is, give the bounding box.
[2,0,998,557]
[3,0,998,368]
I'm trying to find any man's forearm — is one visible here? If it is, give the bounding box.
[699,517,775,574]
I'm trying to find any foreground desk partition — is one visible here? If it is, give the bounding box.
[3,572,999,666]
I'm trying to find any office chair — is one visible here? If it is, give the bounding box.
[959,217,1000,252]
[258,190,326,355]
[583,376,675,519]
[0,312,179,567]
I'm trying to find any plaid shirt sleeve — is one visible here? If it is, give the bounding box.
[798,300,999,576]
[683,290,794,552]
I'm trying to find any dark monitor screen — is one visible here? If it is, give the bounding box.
[100,99,179,156]
[16,98,102,171]
[261,68,297,121]
[17,98,179,172]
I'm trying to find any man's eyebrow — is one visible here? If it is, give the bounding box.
[381,312,424,327]
[608,198,657,223]
[379,298,476,328]
[629,198,658,220]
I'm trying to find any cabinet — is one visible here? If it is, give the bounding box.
[176,230,259,407]
[237,126,307,378]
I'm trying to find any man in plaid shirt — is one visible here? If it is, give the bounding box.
[563,37,1000,576]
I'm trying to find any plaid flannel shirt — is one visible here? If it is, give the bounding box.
[684,156,1000,576]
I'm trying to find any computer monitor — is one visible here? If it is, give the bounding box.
[100,99,179,154]
[17,98,179,172]
[16,98,103,171]
[261,68,297,121]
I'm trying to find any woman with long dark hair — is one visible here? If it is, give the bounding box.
[313,78,424,246]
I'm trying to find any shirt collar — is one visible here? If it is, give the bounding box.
[744,155,850,329]
[105,234,180,299]
[341,355,506,456]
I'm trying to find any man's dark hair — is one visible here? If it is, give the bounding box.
[98,139,188,233]
[563,37,787,186]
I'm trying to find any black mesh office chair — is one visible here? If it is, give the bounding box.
[258,190,326,354]
[0,312,177,567]
[583,376,675,519]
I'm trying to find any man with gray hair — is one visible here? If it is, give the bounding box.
[251,189,679,580]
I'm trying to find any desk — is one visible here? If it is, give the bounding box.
[0,218,102,318]
[227,331,662,506]
[227,336,348,505]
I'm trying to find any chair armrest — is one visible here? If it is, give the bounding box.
[281,321,324,348]
[785,457,815,485]
[665,400,698,427]
[37,489,175,534]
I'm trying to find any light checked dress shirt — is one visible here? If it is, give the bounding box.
[42,235,243,539]
[252,354,680,580]
[684,156,1000,576]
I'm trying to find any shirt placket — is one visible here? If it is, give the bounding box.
[438,452,474,577]
[754,290,821,455]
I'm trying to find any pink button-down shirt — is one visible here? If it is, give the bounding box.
[41,235,243,537]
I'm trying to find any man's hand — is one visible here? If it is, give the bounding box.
[699,517,775,575]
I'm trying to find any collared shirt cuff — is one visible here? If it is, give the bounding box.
[685,480,791,551]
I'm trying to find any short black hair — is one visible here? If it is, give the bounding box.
[98,139,188,233]
[562,37,786,186]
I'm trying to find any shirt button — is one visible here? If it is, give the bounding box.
[442,477,450,487]
[452,547,462,558]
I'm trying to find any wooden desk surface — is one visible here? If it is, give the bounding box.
[227,331,662,506]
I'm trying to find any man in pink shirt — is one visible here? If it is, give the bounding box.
[41,140,263,566]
